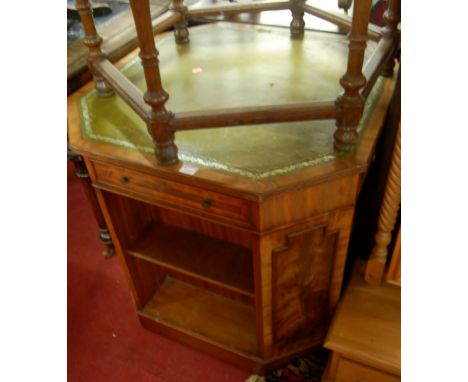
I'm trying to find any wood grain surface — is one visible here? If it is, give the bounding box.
[67,14,399,372]
[324,263,401,379]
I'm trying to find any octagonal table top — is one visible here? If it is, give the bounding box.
[68,23,394,198]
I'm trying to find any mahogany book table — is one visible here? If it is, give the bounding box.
[68,23,397,373]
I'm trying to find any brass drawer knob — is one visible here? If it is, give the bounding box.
[120,176,129,184]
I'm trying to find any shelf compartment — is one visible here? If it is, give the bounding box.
[140,277,258,356]
[127,222,254,297]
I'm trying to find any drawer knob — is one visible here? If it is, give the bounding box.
[120,176,129,184]
[202,199,212,209]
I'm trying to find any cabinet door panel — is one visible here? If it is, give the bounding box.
[272,225,338,344]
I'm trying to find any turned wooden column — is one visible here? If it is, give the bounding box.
[365,124,401,285]
[68,149,115,258]
[290,0,305,37]
[75,0,114,97]
[334,0,372,151]
[129,0,178,165]
[171,0,190,44]
[381,0,401,77]
[338,0,353,15]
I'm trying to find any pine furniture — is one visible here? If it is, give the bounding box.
[322,122,401,381]
[322,263,401,382]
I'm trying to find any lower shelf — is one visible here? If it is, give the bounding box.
[140,277,258,356]
[128,221,254,297]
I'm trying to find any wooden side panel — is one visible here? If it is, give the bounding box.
[255,208,355,357]
[259,175,359,232]
[272,225,338,345]
[92,186,154,309]
[253,234,273,358]
[386,228,401,286]
[101,191,153,249]
[326,208,355,311]
[98,190,166,307]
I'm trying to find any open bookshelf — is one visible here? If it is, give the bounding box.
[101,190,259,358]
[140,277,258,355]
[127,221,254,298]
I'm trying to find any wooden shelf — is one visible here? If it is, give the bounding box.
[128,222,254,297]
[140,277,258,355]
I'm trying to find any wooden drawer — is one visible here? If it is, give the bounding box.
[90,160,254,228]
[335,357,399,382]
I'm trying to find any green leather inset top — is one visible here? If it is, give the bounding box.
[79,23,383,180]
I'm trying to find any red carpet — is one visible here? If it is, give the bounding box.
[67,160,250,381]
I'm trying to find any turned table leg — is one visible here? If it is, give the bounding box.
[381,0,401,77]
[68,149,114,258]
[290,0,305,38]
[334,0,372,151]
[129,0,178,165]
[75,0,114,97]
[171,0,190,44]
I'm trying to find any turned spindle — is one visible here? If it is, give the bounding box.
[68,149,115,257]
[334,0,371,151]
[75,0,114,97]
[129,0,178,165]
[171,0,190,44]
[290,0,305,37]
[365,124,401,285]
[381,0,400,77]
[338,0,353,15]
